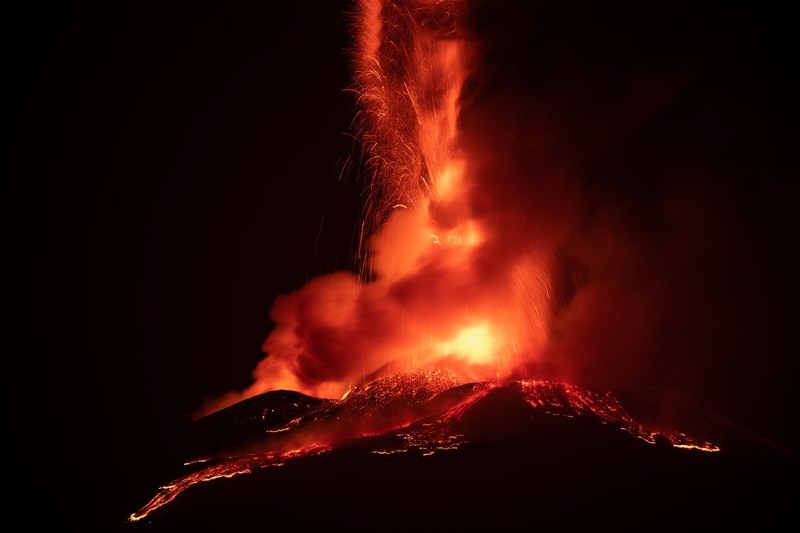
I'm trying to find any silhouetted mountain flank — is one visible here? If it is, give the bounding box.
[131,370,797,529]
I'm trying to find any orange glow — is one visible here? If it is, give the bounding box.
[436,323,496,364]
[198,0,552,415]
[434,159,466,199]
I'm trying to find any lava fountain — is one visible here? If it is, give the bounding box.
[203,0,557,415]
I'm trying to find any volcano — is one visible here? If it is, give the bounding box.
[129,370,796,529]
[16,0,799,531]
[119,1,799,526]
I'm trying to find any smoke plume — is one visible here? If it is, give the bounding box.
[201,0,794,425]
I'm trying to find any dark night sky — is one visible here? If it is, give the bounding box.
[13,2,359,527]
[9,1,798,529]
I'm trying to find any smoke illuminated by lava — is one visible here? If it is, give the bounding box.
[195,0,774,437]
[202,0,562,414]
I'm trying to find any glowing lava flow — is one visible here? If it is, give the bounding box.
[129,444,332,522]
[518,381,720,452]
[131,373,719,522]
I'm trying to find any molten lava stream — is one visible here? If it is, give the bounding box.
[131,375,718,522]
[129,444,332,522]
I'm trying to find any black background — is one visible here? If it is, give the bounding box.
[12,1,359,527]
[9,1,798,529]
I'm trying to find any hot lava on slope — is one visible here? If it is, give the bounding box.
[130,369,723,523]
